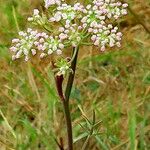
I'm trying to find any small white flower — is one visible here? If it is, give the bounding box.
[28,17,33,21]
[12,39,20,43]
[33,9,39,16]
[31,49,36,55]
[48,49,53,55]
[25,56,29,61]
[122,3,128,8]
[59,43,64,49]
[45,0,61,9]
[40,53,47,58]
[56,49,62,55]
[94,40,99,46]
[101,46,105,51]
[54,12,62,22]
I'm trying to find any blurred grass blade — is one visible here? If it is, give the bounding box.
[0,109,17,139]
[32,67,57,99]
[73,132,88,144]
[128,108,136,150]
[95,135,109,150]
[21,119,37,143]
[12,5,20,32]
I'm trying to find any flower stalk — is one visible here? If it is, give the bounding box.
[63,47,79,150]
[65,47,79,102]
[55,46,79,150]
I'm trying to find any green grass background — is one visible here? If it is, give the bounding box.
[0,0,150,149]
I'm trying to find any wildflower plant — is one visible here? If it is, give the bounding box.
[10,0,128,149]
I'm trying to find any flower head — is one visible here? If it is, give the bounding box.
[49,3,86,26]
[58,23,84,47]
[10,0,128,61]
[55,58,71,76]
[10,28,40,61]
[90,24,123,51]
[10,28,65,61]
[92,0,128,19]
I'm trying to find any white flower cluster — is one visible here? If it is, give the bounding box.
[47,0,128,50]
[80,0,128,50]
[43,36,64,56]
[90,23,123,51]
[49,3,86,25]
[92,0,128,19]
[10,0,128,61]
[81,0,128,28]
[58,24,83,47]
[10,28,64,61]
[28,9,47,26]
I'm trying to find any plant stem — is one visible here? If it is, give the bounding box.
[65,47,79,102]
[63,101,73,150]
[63,47,79,150]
